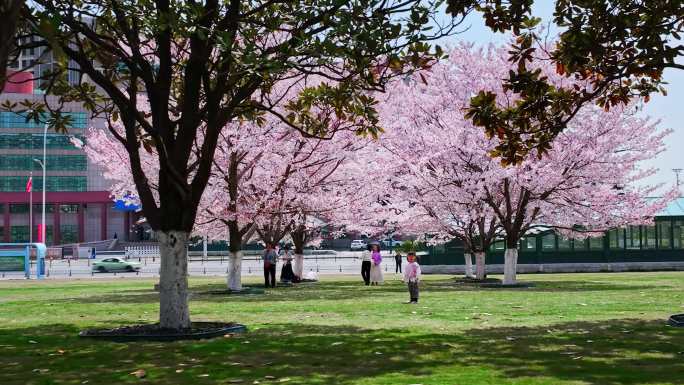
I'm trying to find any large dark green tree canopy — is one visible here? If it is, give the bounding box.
[20,0,466,232]
[0,0,24,89]
[447,0,684,164]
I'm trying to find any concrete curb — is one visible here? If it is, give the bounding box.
[422,261,684,274]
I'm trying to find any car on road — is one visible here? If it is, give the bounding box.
[92,258,142,273]
[382,239,402,247]
[349,239,367,251]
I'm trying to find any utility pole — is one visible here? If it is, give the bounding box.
[33,158,46,243]
[42,124,47,243]
[29,171,33,243]
[674,169,683,189]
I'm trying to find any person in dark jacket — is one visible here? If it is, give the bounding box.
[394,251,402,273]
[262,243,278,288]
[280,244,297,283]
[360,243,372,285]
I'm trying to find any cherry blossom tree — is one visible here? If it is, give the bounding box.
[488,106,675,285]
[368,46,505,279]
[86,81,370,291]
[284,156,367,277]
[194,121,270,292]
[247,120,369,280]
[377,43,675,285]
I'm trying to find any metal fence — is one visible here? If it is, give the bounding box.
[1,251,406,279]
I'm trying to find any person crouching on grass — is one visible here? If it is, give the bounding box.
[403,252,421,304]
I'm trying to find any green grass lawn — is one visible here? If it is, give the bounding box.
[1,272,684,385]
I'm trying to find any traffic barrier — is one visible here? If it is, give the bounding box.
[124,245,161,260]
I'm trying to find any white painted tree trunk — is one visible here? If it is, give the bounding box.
[157,231,191,330]
[464,253,475,278]
[294,253,304,278]
[475,252,486,280]
[227,251,243,292]
[503,248,518,285]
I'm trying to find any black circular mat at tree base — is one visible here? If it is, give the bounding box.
[668,314,684,327]
[453,277,503,285]
[200,286,266,295]
[79,322,247,342]
[479,282,536,289]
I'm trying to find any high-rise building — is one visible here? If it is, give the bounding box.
[0,76,135,245]
[8,32,82,90]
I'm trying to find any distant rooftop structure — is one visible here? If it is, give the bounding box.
[658,197,684,217]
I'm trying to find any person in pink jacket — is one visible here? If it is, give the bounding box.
[403,252,421,304]
[369,243,384,285]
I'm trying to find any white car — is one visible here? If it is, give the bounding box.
[349,240,367,250]
[382,239,402,247]
[92,258,142,273]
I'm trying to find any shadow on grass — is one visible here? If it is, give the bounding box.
[57,277,668,306]
[429,278,666,293]
[0,319,682,385]
[459,318,684,384]
[52,280,409,305]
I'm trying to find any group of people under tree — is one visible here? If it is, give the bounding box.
[261,243,301,288]
[261,240,421,303]
[360,243,384,286]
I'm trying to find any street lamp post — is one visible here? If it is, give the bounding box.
[33,157,46,244]
[29,170,33,244]
[42,124,47,242]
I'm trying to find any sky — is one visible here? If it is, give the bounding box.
[434,3,683,192]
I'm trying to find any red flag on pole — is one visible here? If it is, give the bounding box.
[37,224,44,243]
[26,176,32,192]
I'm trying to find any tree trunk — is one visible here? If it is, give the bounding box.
[227,251,243,291]
[157,230,191,330]
[291,226,305,279]
[294,253,304,278]
[503,248,518,285]
[463,252,475,278]
[475,251,486,280]
[0,0,24,91]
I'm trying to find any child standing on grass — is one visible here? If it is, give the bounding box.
[403,252,421,304]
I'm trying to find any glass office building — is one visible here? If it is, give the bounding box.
[0,91,133,245]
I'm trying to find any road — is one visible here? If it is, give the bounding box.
[0,250,406,280]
